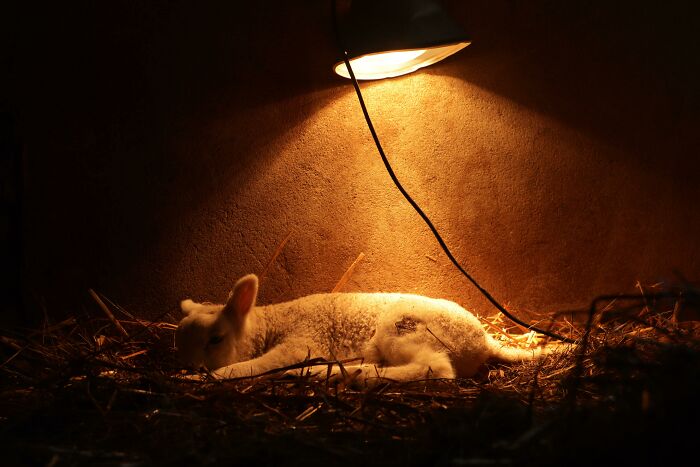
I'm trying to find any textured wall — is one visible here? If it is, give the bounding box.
[7,1,700,323]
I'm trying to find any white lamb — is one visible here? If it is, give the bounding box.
[176,274,559,383]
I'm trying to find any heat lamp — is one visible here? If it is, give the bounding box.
[333,0,471,80]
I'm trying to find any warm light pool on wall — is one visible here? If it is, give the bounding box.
[332,0,573,343]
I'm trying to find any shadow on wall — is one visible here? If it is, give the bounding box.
[444,0,700,154]
[7,0,345,321]
[429,0,700,311]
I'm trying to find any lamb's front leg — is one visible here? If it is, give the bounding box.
[211,341,311,379]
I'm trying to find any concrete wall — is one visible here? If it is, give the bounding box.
[6,1,700,323]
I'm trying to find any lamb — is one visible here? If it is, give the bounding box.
[175,274,561,383]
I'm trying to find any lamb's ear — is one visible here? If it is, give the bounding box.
[223,274,259,322]
[180,299,198,316]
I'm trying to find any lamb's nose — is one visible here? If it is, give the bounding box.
[174,347,201,369]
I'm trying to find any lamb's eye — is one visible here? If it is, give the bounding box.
[208,335,224,346]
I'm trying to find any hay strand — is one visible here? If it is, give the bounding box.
[88,289,129,338]
[259,230,293,282]
[332,252,365,292]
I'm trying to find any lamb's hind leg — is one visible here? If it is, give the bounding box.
[380,348,455,381]
[328,347,455,387]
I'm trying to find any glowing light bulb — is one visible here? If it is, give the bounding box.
[353,49,427,71]
[334,42,469,80]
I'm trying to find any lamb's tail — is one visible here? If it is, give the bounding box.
[488,338,574,363]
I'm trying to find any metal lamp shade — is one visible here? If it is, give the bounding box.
[334,0,470,80]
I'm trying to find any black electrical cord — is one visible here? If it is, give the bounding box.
[332,1,575,344]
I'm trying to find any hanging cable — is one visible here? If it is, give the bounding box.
[332,0,574,343]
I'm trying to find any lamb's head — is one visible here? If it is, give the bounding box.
[175,274,259,371]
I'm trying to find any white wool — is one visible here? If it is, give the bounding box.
[175,274,562,383]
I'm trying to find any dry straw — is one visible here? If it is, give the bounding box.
[2,257,699,465]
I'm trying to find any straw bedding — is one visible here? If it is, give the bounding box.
[1,283,698,466]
